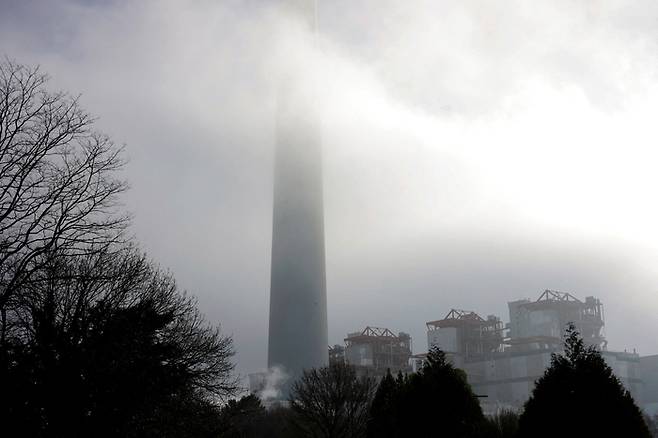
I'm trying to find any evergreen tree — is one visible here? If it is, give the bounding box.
[217,395,304,438]
[367,370,399,438]
[219,394,267,438]
[388,347,486,437]
[408,348,484,437]
[518,323,651,438]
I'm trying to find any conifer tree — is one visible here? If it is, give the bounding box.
[382,347,485,437]
[367,370,399,438]
[518,323,650,438]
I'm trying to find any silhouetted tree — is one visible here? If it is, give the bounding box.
[1,246,238,437]
[517,323,651,438]
[0,59,129,348]
[259,405,303,438]
[130,387,225,438]
[219,394,267,437]
[217,394,307,438]
[0,59,238,437]
[394,347,486,437]
[482,409,519,438]
[290,362,376,438]
[366,348,485,437]
[367,370,401,438]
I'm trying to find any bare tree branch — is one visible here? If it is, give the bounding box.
[291,363,376,438]
[0,59,129,323]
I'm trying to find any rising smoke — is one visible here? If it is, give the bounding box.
[257,366,290,403]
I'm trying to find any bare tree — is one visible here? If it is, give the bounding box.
[290,362,376,438]
[0,59,129,342]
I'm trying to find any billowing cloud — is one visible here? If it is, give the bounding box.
[1,0,657,378]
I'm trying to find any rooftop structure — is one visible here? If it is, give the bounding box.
[424,290,641,408]
[427,309,504,359]
[344,326,412,377]
[507,290,606,351]
[328,344,345,365]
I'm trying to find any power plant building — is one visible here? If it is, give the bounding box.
[641,355,658,416]
[419,290,642,409]
[340,326,412,378]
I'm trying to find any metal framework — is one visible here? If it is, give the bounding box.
[536,289,582,303]
[426,309,489,329]
[345,326,398,342]
[344,326,412,376]
[509,290,606,350]
[328,344,345,365]
[426,309,505,358]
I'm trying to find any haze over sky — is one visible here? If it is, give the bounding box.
[2,0,658,378]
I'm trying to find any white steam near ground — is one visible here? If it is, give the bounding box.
[254,366,289,403]
[1,0,658,380]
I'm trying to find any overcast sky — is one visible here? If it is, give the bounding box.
[2,0,658,378]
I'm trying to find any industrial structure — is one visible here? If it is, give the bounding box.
[256,1,657,409]
[419,290,642,409]
[426,309,504,360]
[341,327,412,377]
[329,344,346,365]
[641,355,658,415]
[507,290,606,351]
[258,277,657,414]
[267,0,328,392]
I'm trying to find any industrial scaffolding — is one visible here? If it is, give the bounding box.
[344,326,412,376]
[426,309,505,359]
[507,289,606,351]
[328,344,345,365]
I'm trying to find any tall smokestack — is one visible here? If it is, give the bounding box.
[267,0,328,392]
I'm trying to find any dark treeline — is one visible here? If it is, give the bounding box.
[1,59,655,438]
[220,326,654,438]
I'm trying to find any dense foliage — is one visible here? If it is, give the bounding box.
[518,323,651,438]
[367,348,486,438]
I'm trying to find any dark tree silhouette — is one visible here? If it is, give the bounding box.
[258,405,304,438]
[0,59,128,349]
[367,348,485,437]
[517,323,651,438]
[219,394,267,437]
[290,362,376,438]
[367,369,401,438]
[217,395,305,438]
[219,394,308,438]
[0,59,238,437]
[393,347,485,438]
[482,409,519,438]
[1,246,238,437]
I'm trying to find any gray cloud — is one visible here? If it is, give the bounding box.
[318,0,658,114]
[1,0,657,379]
